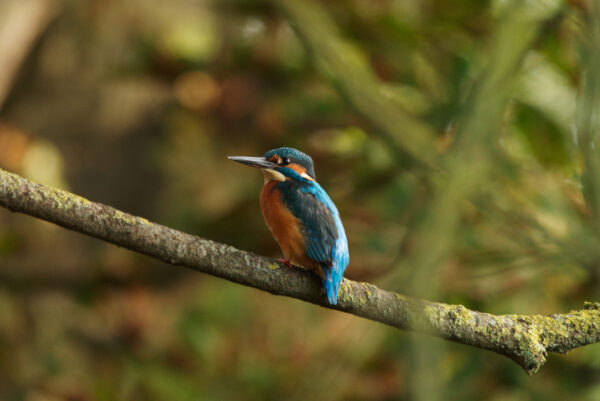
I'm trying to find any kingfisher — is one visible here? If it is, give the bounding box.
[228,147,349,305]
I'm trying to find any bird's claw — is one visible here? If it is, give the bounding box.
[278,258,293,268]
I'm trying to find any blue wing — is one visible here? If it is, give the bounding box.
[281,183,337,265]
[279,179,349,304]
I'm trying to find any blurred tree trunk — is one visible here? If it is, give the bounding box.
[0,0,58,111]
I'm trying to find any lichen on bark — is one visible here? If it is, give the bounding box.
[1,167,600,375]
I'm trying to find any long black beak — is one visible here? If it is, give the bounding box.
[228,156,278,169]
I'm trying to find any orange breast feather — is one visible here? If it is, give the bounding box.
[260,181,322,275]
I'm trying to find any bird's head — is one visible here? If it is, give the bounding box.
[228,147,316,183]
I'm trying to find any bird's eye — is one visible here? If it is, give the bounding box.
[271,155,290,165]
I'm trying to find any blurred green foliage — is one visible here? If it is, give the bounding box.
[1,0,600,400]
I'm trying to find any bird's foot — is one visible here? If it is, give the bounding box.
[278,258,293,268]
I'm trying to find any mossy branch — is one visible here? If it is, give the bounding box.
[1,167,599,375]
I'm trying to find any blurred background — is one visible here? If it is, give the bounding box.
[1,0,600,400]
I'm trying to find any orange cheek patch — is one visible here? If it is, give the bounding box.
[288,164,314,181]
[288,163,305,174]
[269,155,283,164]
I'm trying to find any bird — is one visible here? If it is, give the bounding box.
[228,147,349,304]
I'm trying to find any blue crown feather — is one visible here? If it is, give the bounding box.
[264,147,316,179]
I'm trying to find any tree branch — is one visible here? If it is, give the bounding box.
[1,168,599,374]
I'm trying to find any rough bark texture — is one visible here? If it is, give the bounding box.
[1,167,599,375]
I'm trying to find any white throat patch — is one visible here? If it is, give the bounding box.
[261,168,286,184]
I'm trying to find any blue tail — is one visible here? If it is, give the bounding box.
[321,264,344,305]
[321,232,349,305]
